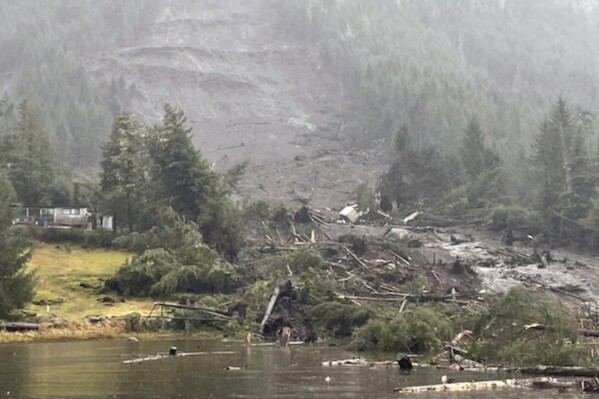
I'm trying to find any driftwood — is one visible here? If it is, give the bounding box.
[242,341,304,347]
[124,351,236,364]
[393,377,573,393]
[321,358,368,367]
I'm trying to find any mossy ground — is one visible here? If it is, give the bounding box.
[24,244,154,321]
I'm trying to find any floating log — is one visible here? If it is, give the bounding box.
[123,351,236,364]
[0,322,40,332]
[225,365,248,371]
[393,377,572,393]
[321,358,368,367]
[241,341,304,347]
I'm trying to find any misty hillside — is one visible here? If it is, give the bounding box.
[1,0,599,168]
[280,0,599,151]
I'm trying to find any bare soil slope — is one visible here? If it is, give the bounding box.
[87,0,380,209]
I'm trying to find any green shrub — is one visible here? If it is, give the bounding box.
[27,226,85,243]
[352,306,452,353]
[83,230,116,248]
[289,249,322,274]
[309,302,371,337]
[113,249,178,296]
[295,273,338,305]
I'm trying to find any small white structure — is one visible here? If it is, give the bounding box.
[101,216,114,231]
[339,205,361,223]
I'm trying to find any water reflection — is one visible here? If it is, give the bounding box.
[0,339,589,399]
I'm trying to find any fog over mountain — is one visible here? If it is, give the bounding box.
[1,0,599,168]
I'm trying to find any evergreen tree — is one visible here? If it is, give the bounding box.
[460,118,500,179]
[551,97,575,206]
[0,171,34,317]
[531,98,593,224]
[100,112,149,232]
[8,101,60,205]
[461,118,487,178]
[533,119,564,219]
[566,130,594,220]
[149,104,242,258]
[148,104,219,222]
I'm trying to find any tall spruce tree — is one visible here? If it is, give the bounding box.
[461,118,486,178]
[148,104,219,222]
[148,104,242,258]
[100,112,149,232]
[531,98,593,223]
[533,119,565,219]
[460,117,500,179]
[0,171,34,317]
[8,101,58,205]
[566,130,594,220]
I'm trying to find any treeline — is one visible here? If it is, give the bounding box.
[0,102,244,313]
[377,97,599,249]
[101,105,243,298]
[0,1,160,166]
[0,98,93,206]
[100,105,243,259]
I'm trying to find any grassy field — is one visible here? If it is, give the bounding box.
[24,244,155,321]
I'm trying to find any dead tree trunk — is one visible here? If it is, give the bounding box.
[260,285,281,334]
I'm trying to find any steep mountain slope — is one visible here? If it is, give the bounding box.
[87,0,344,158]
[86,0,371,207]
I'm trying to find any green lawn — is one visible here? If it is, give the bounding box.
[25,244,155,320]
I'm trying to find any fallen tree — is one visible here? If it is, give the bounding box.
[393,377,583,393]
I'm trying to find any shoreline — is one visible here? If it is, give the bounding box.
[0,323,221,345]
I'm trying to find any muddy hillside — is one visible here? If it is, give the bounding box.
[86,0,378,208]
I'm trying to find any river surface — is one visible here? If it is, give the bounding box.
[0,339,586,398]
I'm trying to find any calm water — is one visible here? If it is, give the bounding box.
[0,339,585,398]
